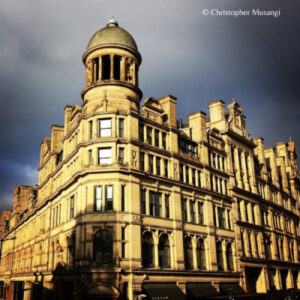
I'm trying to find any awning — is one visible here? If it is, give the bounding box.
[143,283,185,300]
[186,283,219,299]
[219,282,245,295]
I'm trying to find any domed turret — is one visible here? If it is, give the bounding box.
[87,18,138,51]
[82,19,142,114]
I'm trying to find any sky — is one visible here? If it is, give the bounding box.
[0,0,299,211]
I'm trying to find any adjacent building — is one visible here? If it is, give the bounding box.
[0,19,299,300]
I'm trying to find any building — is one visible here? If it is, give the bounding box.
[0,19,300,300]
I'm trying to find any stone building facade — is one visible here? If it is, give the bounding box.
[0,19,299,300]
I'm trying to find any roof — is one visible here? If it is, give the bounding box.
[87,19,137,51]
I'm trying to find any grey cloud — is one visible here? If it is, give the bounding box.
[0,0,299,209]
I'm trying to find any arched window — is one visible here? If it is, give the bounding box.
[67,234,76,267]
[184,237,193,270]
[196,238,206,270]
[93,230,113,264]
[216,241,224,271]
[226,243,234,271]
[142,232,154,267]
[158,234,170,268]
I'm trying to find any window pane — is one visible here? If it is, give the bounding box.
[99,119,112,137]
[99,148,112,164]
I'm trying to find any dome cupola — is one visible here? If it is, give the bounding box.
[82,19,142,113]
[87,18,138,51]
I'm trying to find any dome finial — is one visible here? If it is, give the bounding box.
[107,17,118,27]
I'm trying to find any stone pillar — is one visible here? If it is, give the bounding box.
[120,57,126,81]
[257,267,269,293]
[192,236,197,270]
[110,54,114,80]
[23,281,32,300]
[234,147,243,188]
[145,189,150,215]
[223,241,228,271]
[244,230,250,257]
[241,151,250,191]
[132,62,136,85]
[240,200,246,222]
[275,268,282,290]
[248,154,258,193]
[98,56,102,81]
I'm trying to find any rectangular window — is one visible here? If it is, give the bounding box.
[98,147,112,164]
[210,174,214,190]
[114,55,121,80]
[190,201,195,223]
[121,227,126,258]
[283,197,289,209]
[89,120,93,139]
[251,204,256,224]
[155,129,159,147]
[149,155,154,173]
[182,199,187,221]
[70,196,75,219]
[213,205,216,226]
[265,157,272,183]
[56,206,58,226]
[192,169,196,185]
[227,209,231,229]
[245,201,249,222]
[150,191,161,217]
[99,118,112,137]
[164,160,168,178]
[88,149,93,164]
[105,185,113,211]
[162,132,166,149]
[186,166,189,184]
[198,171,201,187]
[140,189,146,214]
[147,127,152,144]
[139,124,144,142]
[165,194,170,218]
[212,153,216,168]
[121,185,125,212]
[56,150,63,165]
[140,152,145,171]
[218,207,226,229]
[118,147,124,164]
[156,157,161,175]
[94,186,102,211]
[119,118,124,138]
[198,202,204,225]
[180,164,184,182]
[102,55,110,80]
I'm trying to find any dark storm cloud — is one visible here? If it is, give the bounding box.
[0,0,299,210]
